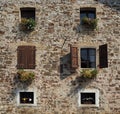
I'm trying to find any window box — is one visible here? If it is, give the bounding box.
[80,69,98,79]
[20,18,36,31]
[17,70,35,83]
[82,17,98,29]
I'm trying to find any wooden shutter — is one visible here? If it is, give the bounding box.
[99,44,108,68]
[70,46,78,69]
[17,46,36,69]
[17,46,27,69]
[27,46,36,69]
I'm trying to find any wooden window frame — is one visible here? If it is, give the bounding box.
[81,48,96,68]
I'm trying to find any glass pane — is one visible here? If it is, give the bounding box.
[81,93,95,104]
[20,92,34,104]
[89,49,96,55]
[81,49,87,60]
[88,13,95,19]
[89,62,96,68]
[80,13,87,19]
[81,62,87,68]
[89,56,95,62]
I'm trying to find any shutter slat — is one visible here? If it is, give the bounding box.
[70,46,78,69]
[99,44,108,68]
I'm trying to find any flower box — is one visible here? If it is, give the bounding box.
[17,70,35,82]
[20,18,36,31]
[82,17,98,29]
[80,69,98,79]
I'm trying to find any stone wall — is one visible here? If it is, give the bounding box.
[0,0,120,114]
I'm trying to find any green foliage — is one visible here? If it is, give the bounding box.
[80,69,98,79]
[17,70,35,82]
[20,18,36,31]
[82,17,98,29]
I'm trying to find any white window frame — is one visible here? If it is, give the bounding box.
[17,89,37,106]
[78,89,99,107]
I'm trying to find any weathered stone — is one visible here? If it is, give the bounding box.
[0,0,119,114]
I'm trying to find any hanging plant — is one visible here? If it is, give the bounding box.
[20,18,36,31]
[82,17,98,29]
[17,70,35,82]
[80,69,98,79]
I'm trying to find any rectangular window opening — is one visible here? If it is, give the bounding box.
[81,48,96,68]
[79,89,99,107]
[20,92,34,104]
[20,8,35,20]
[17,90,37,106]
[81,93,95,104]
[80,8,96,21]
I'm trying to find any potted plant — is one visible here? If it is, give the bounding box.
[82,17,98,29]
[80,69,98,79]
[20,18,36,31]
[17,70,35,82]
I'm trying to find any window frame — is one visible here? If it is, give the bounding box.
[17,89,37,106]
[80,8,96,25]
[80,48,96,68]
[78,89,99,107]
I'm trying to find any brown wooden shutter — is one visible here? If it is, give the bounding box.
[27,46,36,69]
[17,46,36,69]
[17,46,27,69]
[70,46,78,69]
[99,44,108,68]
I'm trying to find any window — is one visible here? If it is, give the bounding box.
[17,90,37,106]
[20,8,35,20]
[80,8,96,23]
[20,92,34,104]
[17,46,36,69]
[78,89,99,107]
[81,48,96,68]
[70,44,108,69]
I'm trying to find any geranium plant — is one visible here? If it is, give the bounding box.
[80,69,98,79]
[20,18,36,31]
[82,17,98,29]
[17,70,35,82]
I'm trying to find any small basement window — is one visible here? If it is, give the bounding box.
[17,90,36,106]
[20,8,35,20]
[78,89,99,107]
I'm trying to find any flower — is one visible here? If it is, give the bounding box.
[80,69,98,79]
[17,70,35,82]
[20,18,36,31]
[82,17,98,29]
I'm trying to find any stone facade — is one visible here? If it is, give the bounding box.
[0,0,120,114]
